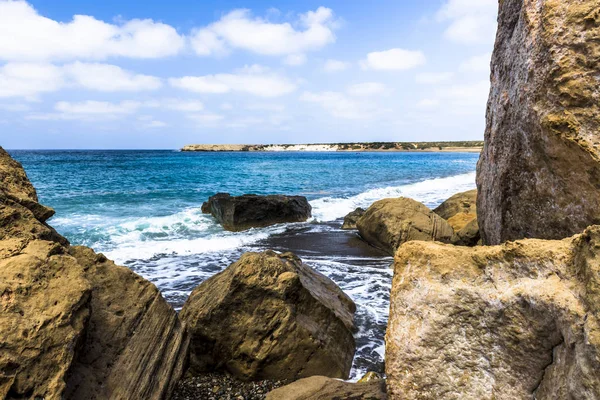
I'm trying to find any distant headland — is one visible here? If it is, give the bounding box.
[180,141,484,152]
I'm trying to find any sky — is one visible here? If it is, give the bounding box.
[0,0,498,149]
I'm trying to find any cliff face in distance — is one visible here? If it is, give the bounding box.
[476,0,600,245]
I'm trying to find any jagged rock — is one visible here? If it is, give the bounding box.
[358,371,383,383]
[386,226,600,399]
[180,250,356,381]
[0,147,188,400]
[341,207,365,230]
[356,197,454,255]
[477,0,600,244]
[202,193,312,231]
[266,376,386,400]
[433,189,477,232]
[452,218,480,247]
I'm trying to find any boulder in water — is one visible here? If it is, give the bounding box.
[433,189,477,232]
[180,250,356,381]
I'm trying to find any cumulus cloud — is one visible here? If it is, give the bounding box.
[346,82,388,97]
[27,100,141,120]
[415,72,454,84]
[323,59,350,72]
[0,63,64,99]
[360,48,426,71]
[0,0,185,61]
[300,91,380,119]
[190,7,337,57]
[460,53,491,72]
[187,113,225,124]
[169,66,297,98]
[436,0,497,45]
[283,54,307,66]
[65,62,162,92]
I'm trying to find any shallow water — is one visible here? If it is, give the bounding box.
[10,150,479,380]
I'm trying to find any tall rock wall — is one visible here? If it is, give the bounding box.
[477,0,600,244]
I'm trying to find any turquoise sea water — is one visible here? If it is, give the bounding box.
[10,149,479,380]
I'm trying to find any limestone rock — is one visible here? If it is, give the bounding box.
[356,197,454,255]
[202,193,312,231]
[0,147,188,400]
[386,226,600,399]
[452,218,480,247]
[180,250,356,381]
[341,207,365,230]
[433,189,477,232]
[477,0,600,244]
[266,376,386,400]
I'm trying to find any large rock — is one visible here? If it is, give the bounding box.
[477,0,600,244]
[180,250,356,381]
[433,189,477,232]
[202,193,312,231]
[0,148,188,400]
[341,207,365,230]
[266,376,386,400]
[356,197,454,255]
[386,226,600,399]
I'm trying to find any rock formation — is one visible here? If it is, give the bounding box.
[452,218,480,247]
[386,226,600,399]
[433,189,477,232]
[356,197,454,255]
[202,193,312,231]
[0,148,188,400]
[341,207,365,230]
[266,375,386,400]
[180,250,356,381]
[476,0,600,244]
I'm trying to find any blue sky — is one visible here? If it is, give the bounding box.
[0,0,497,149]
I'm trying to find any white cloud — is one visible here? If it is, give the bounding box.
[0,0,185,61]
[300,91,380,119]
[246,103,286,112]
[169,66,297,98]
[436,0,497,45]
[347,82,388,97]
[283,54,307,66]
[65,62,162,92]
[323,59,350,72]
[415,80,490,114]
[190,7,337,57]
[138,116,167,128]
[0,63,64,99]
[360,48,426,71]
[460,53,491,72]
[150,99,205,112]
[187,113,225,124]
[416,72,454,84]
[27,100,141,120]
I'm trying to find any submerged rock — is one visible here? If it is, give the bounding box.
[180,250,356,381]
[357,197,454,255]
[266,376,386,400]
[341,207,365,230]
[433,189,477,232]
[477,0,600,244]
[202,193,312,231]
[386,226,600,399]
[0,147,188,400]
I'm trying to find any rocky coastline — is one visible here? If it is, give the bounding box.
[3,0,600,399]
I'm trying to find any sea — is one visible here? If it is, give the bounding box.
[9,149,479,380]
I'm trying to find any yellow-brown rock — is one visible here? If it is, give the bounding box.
[180,251,356,381]
[477,0,600,244]
[386,226,600,399]
[357,197,454,255]
[0,147,188,400]
[433,189,477,232]
[265,376,386,400]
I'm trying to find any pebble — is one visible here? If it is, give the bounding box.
[171,372,287,400]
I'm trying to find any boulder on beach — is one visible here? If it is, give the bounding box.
[266,375,386,400]
[179,250,356,381]
[476,0,600,244]
[452,217,480,247]
[0,147,188,400]
[386,226,600,399]
[202,193,312,231]
[356,197,454,255]
[341,207,365,230]
[433,189,477,232]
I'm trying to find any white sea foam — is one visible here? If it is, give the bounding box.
[310,171,476,222]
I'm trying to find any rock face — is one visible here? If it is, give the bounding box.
[180,251,356,381]
[386,226,600,399]
[0,148,188,400]
[266,376,387,400]
[476,0,600,244]
[357,197,454,255]
[341,207,365,230]
[202,193,312,231]
[433,189,477,232]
